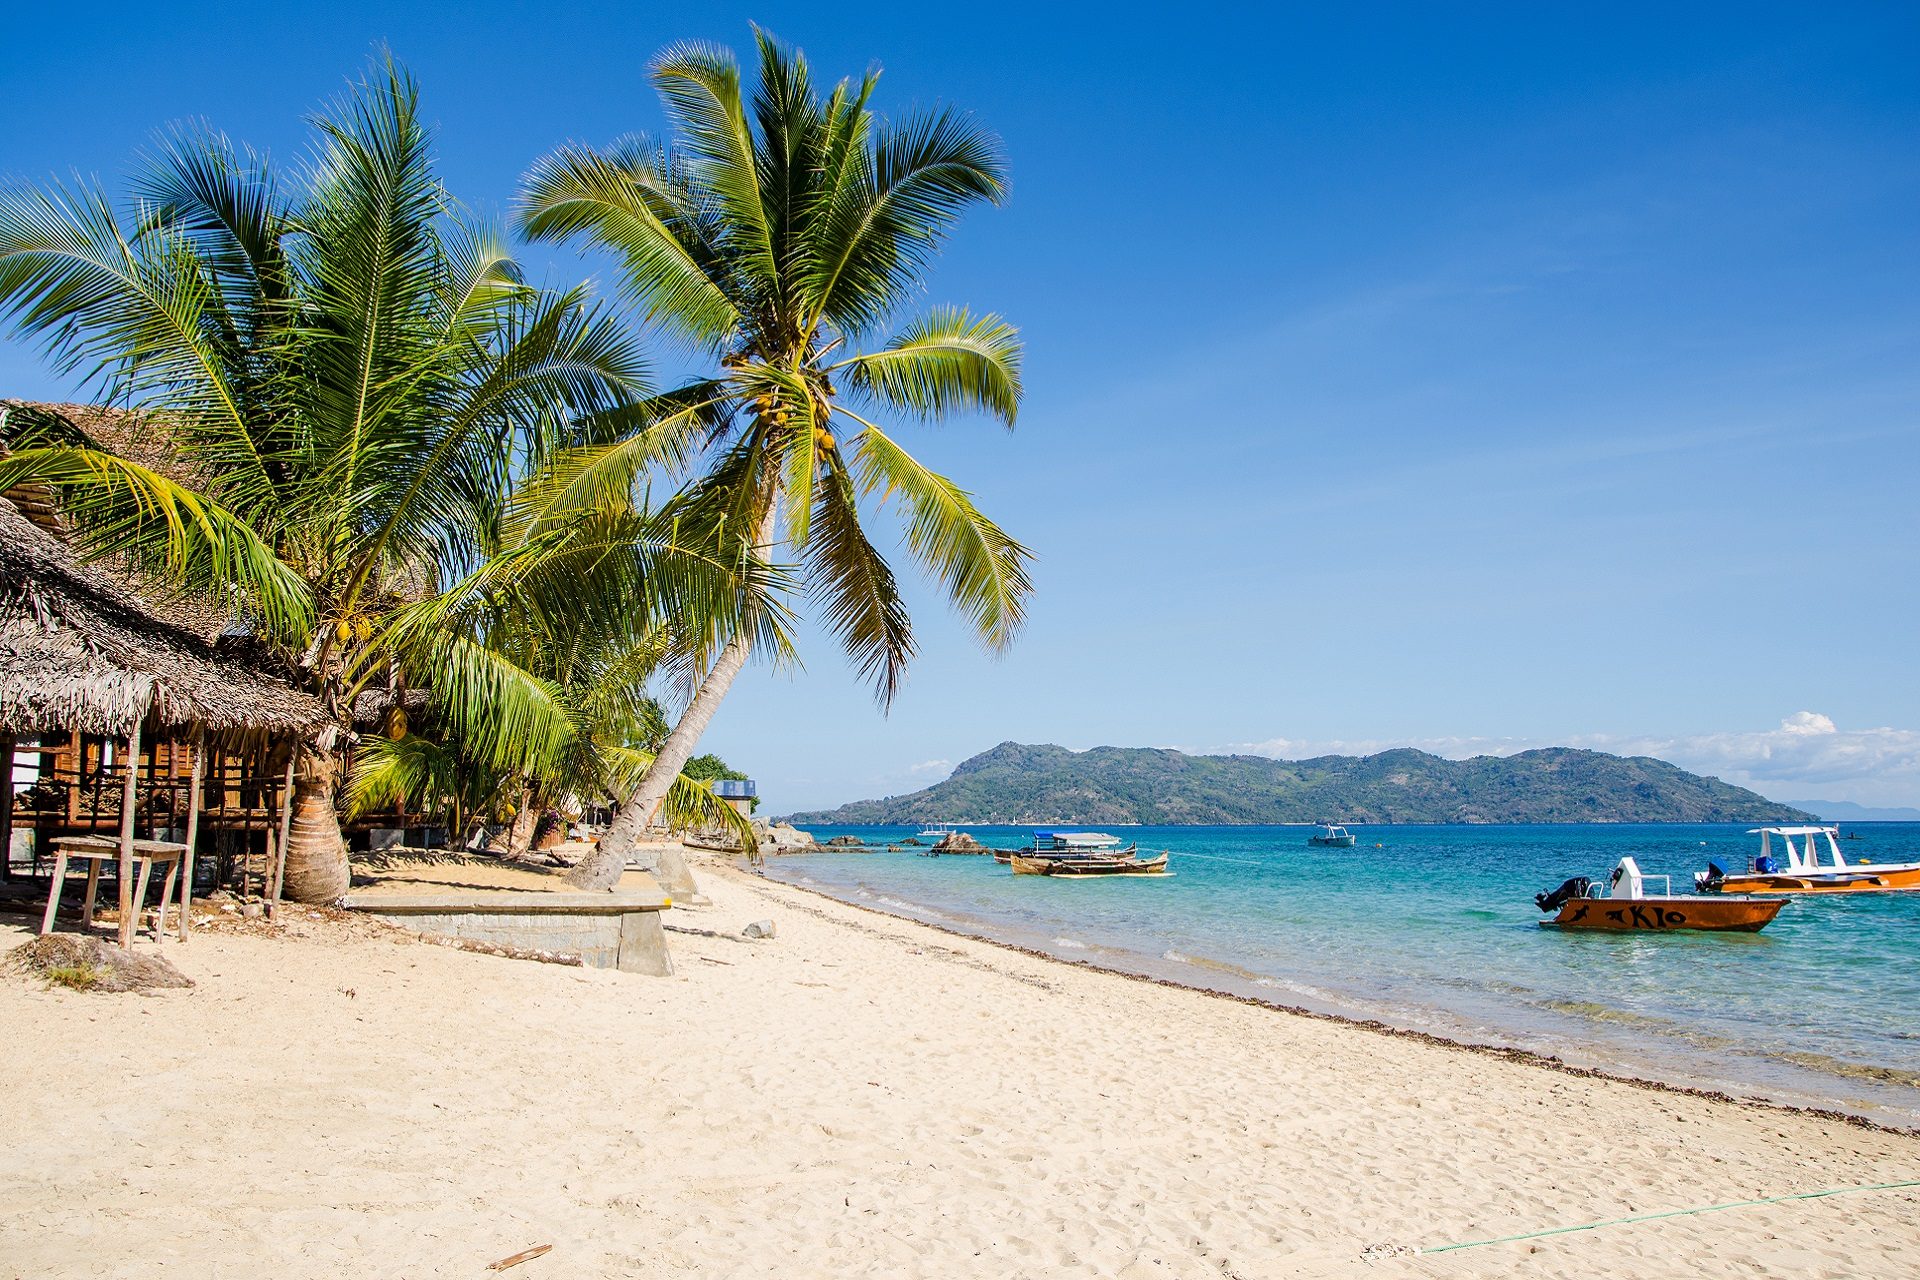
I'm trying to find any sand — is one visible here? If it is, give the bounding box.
[1,860,1916,1279]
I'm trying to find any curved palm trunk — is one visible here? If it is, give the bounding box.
[569,500,777,895]
[280,743,350,903]
[566,628,754,893]
[499,780,538,855]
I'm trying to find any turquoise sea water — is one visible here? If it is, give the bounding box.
[771,823,1920,1126]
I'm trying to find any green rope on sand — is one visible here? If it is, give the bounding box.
[1423,1179,1920,1254]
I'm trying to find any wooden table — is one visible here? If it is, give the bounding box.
[38,835,189,945]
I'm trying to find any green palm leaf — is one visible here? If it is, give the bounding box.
[809,458,914,704]
[0,445,313,638]
[848,419,1032,653]
[837,306,1022,425]
[650,40,779,298]
[517,141,740,345]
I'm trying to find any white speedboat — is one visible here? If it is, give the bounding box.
[1697,826,1920,894]
[1307,822,1357,848]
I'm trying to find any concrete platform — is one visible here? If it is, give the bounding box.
[343,883,674,976]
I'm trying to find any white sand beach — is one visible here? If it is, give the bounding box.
[3,860,1916,1279]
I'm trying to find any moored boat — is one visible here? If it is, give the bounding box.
[1536,857,1785,932]
[1697,826,1920,894]
[995,830,1135,864]
[1010,851,1169,877]
[1307,822,1357,848]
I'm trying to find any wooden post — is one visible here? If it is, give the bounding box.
[269,750,295,903]
[38,844,68,935]
[0,732,14,881]
[180,730,204,941]
[65,730,79,826]
[115,718,143,949]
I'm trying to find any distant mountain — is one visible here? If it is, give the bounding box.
[786,742,1817,825]
[1783,800,1920,822]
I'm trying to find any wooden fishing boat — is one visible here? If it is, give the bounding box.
[1536,857,1785,932]
[1696,826,1920,894]
[997,830,1136,864]
[1010,851,1169,877]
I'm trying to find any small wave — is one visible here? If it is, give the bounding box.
[1537,999,1677,1031]
[1051,937,1089,950]
[1253,975,1343,1004]
[1159,950,1271,983]
[1769,1050,1920,1089]
[873,894,950,921]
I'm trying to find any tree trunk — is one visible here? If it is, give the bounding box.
[499,779,538,855]
[280,742,350,903]
[565,626,756,892]
[568,500,777,895]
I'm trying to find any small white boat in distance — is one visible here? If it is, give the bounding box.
[1697,826,1920,894]
[1307,822,1357,848]
[917,823,958,841]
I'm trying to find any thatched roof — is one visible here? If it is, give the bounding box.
[0,496,325,741]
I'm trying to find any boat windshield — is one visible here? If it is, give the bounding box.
[1747,826,1844,872]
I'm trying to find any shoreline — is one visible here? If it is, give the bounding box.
[747,858,1915,1138]
[766,825,1920,1128]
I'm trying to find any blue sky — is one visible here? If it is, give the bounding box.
[5,3,1918,810]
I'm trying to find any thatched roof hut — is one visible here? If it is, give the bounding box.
[0,496,323,742]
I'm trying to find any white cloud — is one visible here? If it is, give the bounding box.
[1221,713,1920,806]
[908,759,954,775]
[1222,733,1532,760]
[1586,714,1920,805]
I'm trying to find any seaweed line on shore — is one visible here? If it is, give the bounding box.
[732,864,1919,1139]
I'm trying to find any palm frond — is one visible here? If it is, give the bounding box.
[0,177,284,504]
[517,139,740,346]
[847,418,1031,653]
[807,457,913,704]
[0,445,314,639]
[838,305,1022,425]
[804,106,1007,334]
[132,120,291,321]
[650,40,779,297]
[748,27,826,297]
[346,732,482,821]
[378,600,575,779]
[507,384,731,538]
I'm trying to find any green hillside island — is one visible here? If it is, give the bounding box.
[786,742,1816,826]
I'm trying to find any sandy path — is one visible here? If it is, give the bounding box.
[2,862,1915,1278]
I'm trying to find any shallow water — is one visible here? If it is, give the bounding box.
[770,823,1920,1126]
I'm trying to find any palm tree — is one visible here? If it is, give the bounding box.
[517,30,1033,889]
[0,58,661,900]
[351,476,767,857]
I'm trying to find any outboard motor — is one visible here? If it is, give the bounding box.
[1535,876,1592,913]
[1694,861,1726,892]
